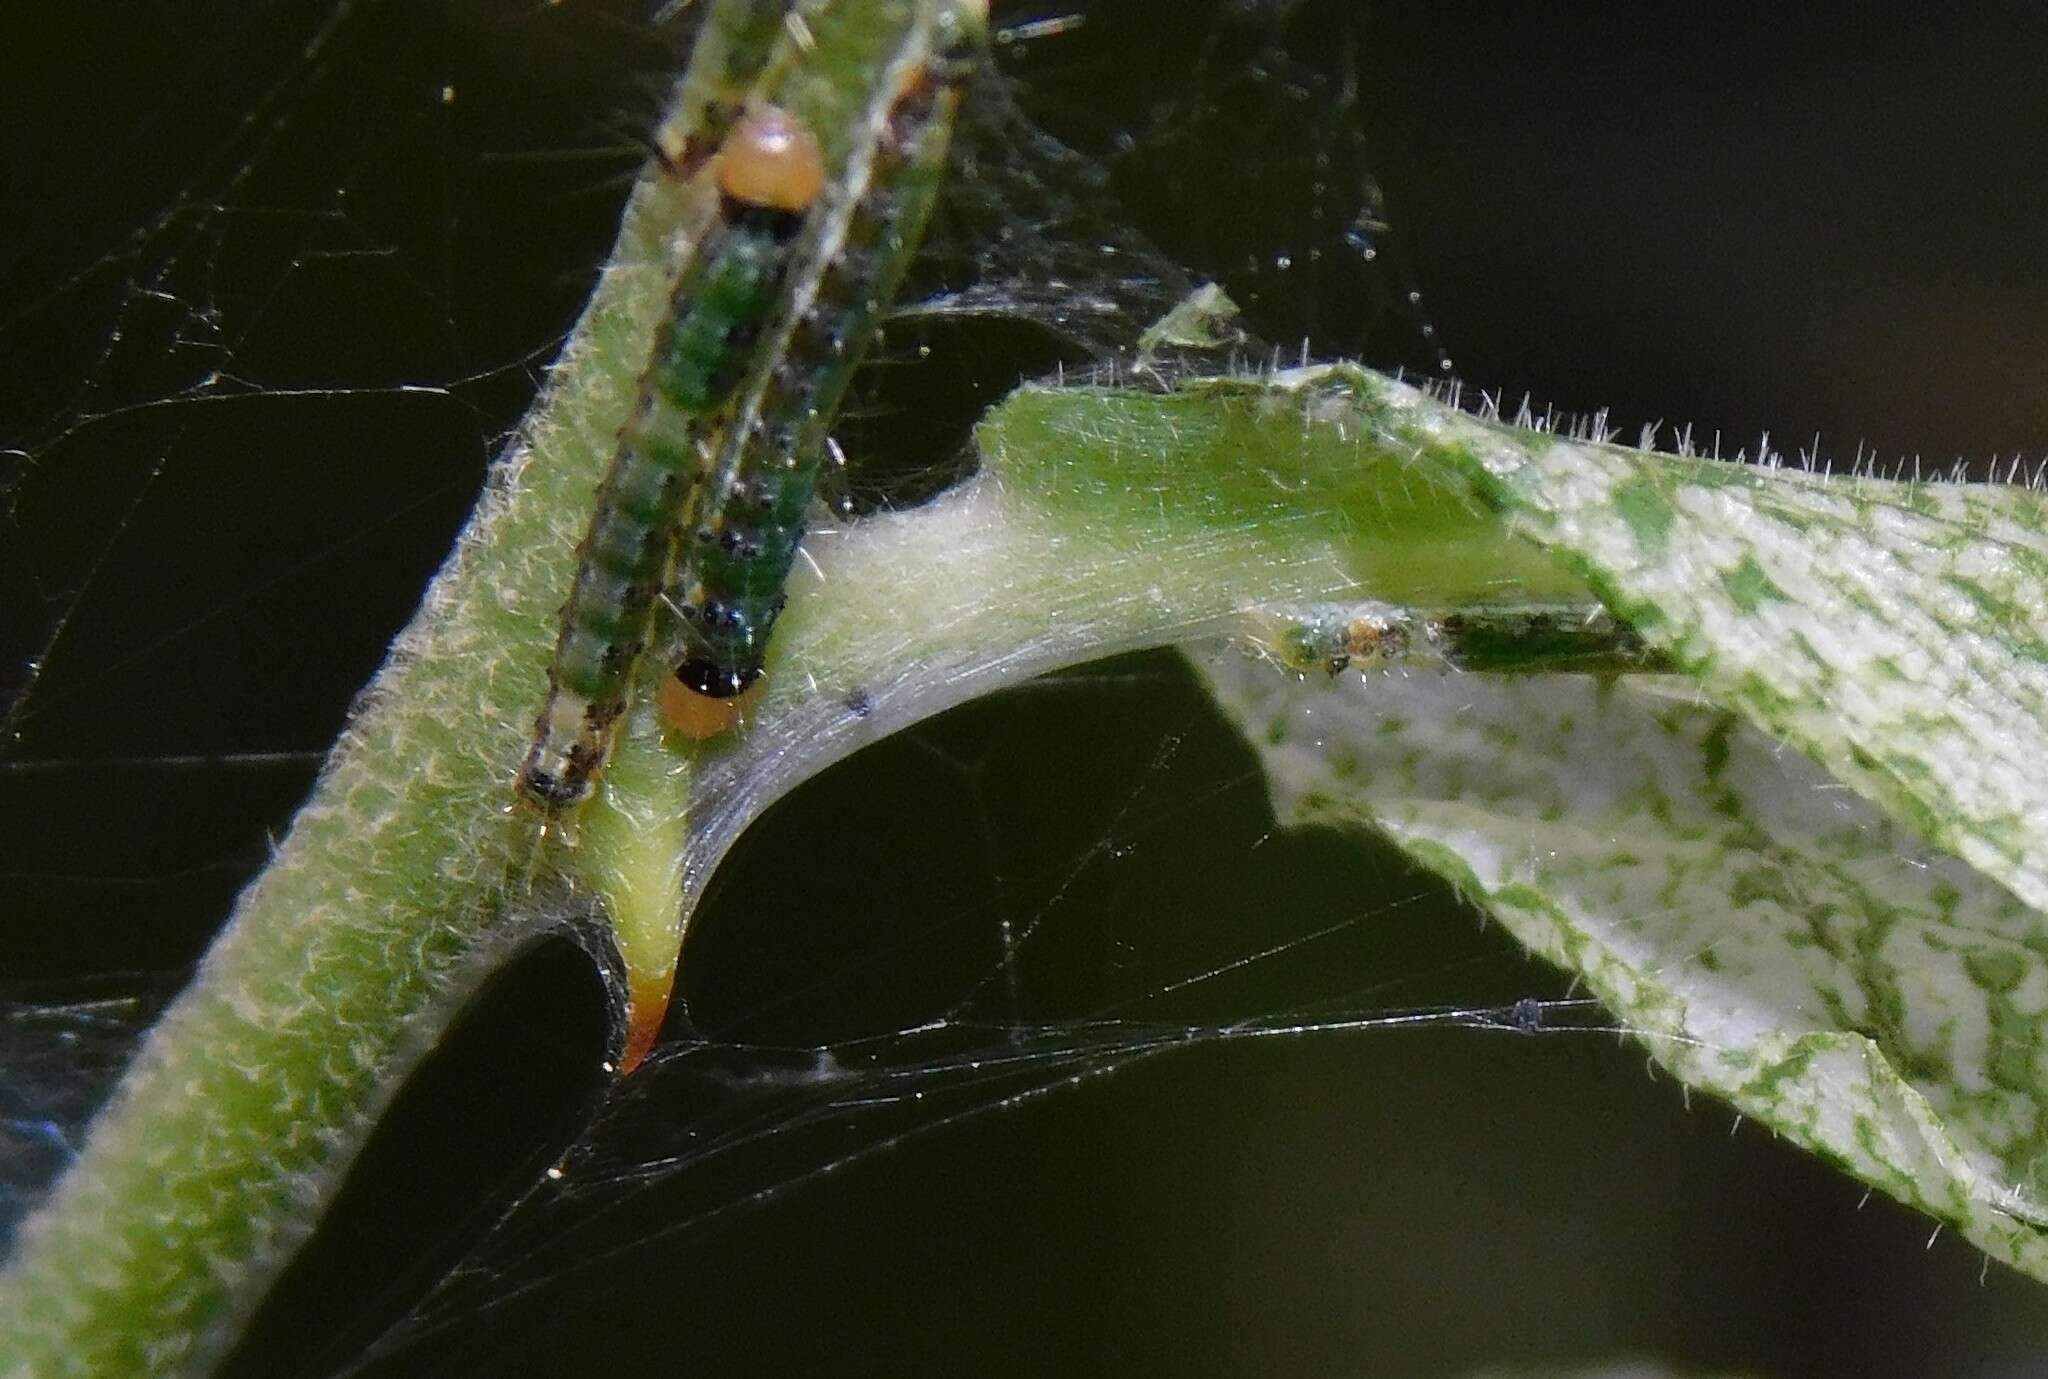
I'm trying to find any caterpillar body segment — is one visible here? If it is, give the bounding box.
[653,0,795,177]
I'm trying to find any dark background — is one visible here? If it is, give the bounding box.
[4,2,2048,1375]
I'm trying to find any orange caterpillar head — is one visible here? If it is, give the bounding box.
[717,106,826,213]
[657,671,759,740]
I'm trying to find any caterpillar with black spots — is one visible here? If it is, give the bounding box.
[519,98,824,807]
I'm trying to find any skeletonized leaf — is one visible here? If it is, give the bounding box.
[1165,363,2048,1279]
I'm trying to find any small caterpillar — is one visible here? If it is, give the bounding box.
[1237,601,1655,680]
[519,103,826,808]
[657,0,987,738]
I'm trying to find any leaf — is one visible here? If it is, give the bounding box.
[1185,363,2048,1280]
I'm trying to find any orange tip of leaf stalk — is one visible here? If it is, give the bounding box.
[619,975,672,1076]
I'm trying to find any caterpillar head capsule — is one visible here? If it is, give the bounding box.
[717,107,826,213]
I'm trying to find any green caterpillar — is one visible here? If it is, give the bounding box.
[657,0,986,737]
[522,0,985,802]
[519,95,826,808]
